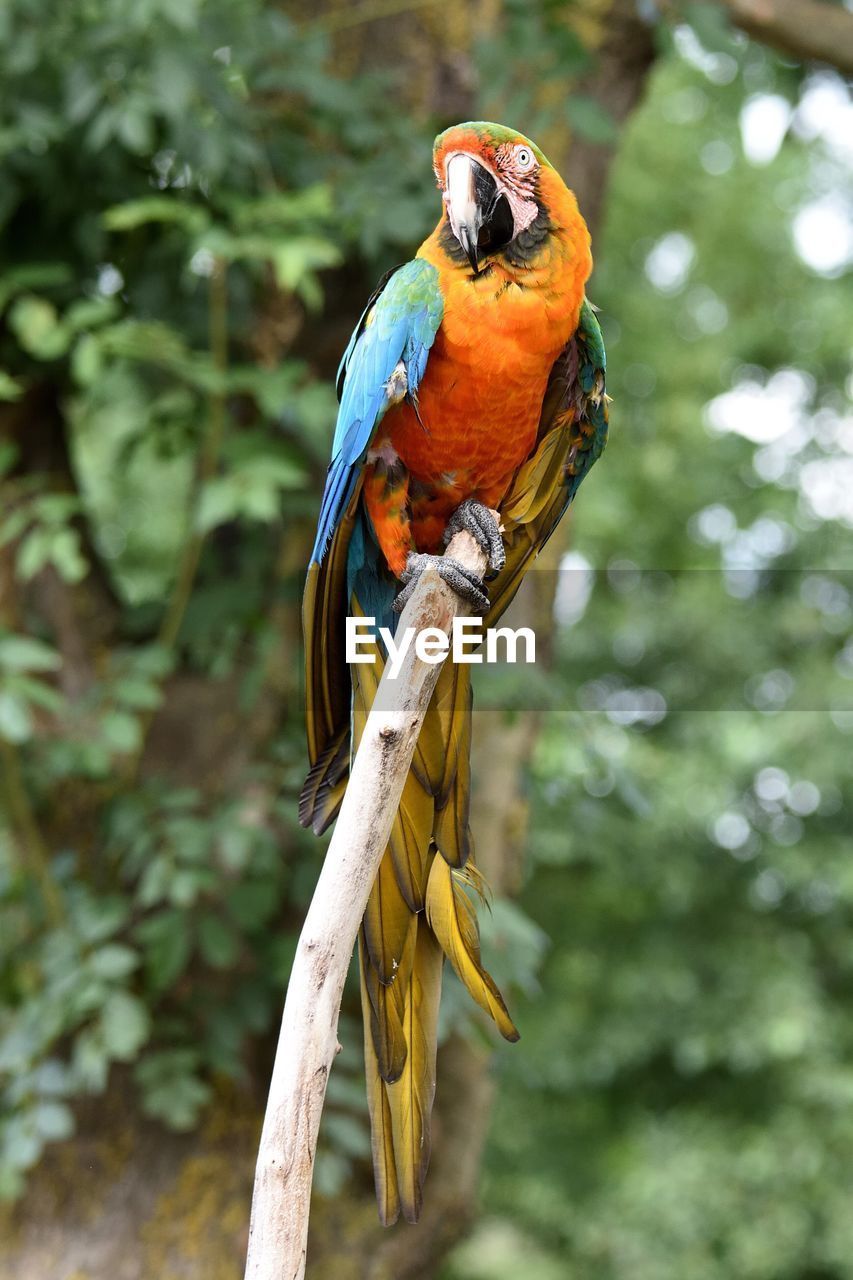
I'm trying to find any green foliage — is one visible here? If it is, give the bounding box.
[0,632,64,744]
[195,434,306,533]
[476,0,591,137]
[447,33,853,1280]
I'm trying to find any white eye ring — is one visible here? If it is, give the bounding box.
[515,146,535,171]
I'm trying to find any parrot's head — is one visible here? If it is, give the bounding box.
[433,121,576,276]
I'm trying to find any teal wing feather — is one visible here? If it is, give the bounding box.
[310,258,444,566]
[565,298,608,506]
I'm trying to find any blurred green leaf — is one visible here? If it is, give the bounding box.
[16,525,87,583]
[8,295,69,360]
[32,1101,73,1142]
[100,710,142,755]
[0,634,61,673]
[100,992,150,1061]
[135,1050,212,1129]
[135,912,192,992]
[103,196,210,235]
[0,371,23,400]
[196,454,305,533]
[89,945,139,981]
[272,237,342,287]
[0,263,72,312]
[197,914,239,969]
[0,691,33,742]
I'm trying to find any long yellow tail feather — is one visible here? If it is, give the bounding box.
[425,853,519,1043]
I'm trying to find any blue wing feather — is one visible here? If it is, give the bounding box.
[335,263,403,401]
[310,258,444,566]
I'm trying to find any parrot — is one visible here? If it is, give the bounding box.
[299,121,608,1226]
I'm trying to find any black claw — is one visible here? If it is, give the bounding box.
[442,499,505,578]
[393,552,490,614]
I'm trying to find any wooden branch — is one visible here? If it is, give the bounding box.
[721,0,853,77]
[244,521,493,1280]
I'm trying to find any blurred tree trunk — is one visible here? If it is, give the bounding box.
[1,2,655,1278]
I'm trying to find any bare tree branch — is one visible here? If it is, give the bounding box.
[243,521,493,1280]
[721,0,853,76]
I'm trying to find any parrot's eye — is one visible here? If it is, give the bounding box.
[515,147,535,171]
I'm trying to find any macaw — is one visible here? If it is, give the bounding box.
[299,121,608,1225]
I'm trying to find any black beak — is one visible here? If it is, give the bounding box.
[458,222,482,275]
[446,154,506,276]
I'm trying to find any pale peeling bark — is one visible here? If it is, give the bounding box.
[244,522,493,1280]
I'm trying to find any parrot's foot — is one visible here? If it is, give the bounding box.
[393,552,489,614]
[442,500,505,579]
